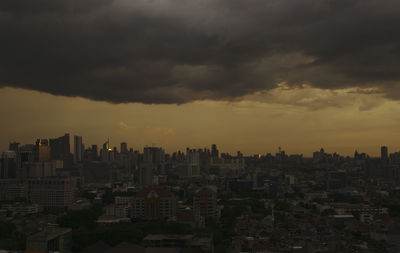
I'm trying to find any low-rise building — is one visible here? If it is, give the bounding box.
[26,226,72,253]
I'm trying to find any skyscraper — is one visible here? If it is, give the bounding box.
[211,144,219,160]
[50,133,70,160]
[34,139,51,162]
[121,142,128,153]
[91,145,98,161]
[73,135,82,164]
[381,146,388,160]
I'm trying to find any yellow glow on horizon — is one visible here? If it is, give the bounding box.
[1,87,400,157]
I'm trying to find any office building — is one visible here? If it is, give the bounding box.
[73,135,83,164]
[211,144,219,160]
[381,146,388,160]
[121,142,128,153]
[92,144,98,160]
[23,160,63,179]
[50,133,70,161]
[35,139,51,162]
[28,177,74,209]
[1,151,17,179]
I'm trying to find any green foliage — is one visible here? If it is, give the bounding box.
[384,203,400,217]
[69,221,193,252]
[102,189,115,204]
[0,222,16,238]
[0,222,26,250]
[328,193,347,202]
[57,206,102,229]
[274,201,291,211]
[81,191,96,201]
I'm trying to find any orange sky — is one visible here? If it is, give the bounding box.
[1,87,400,157]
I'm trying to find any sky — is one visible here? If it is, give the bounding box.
[1,0,400,156]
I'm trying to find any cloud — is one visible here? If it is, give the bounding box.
[1,0,400,104]
[245,84,385,111]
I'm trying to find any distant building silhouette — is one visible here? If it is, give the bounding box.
[34,139,51,162]
[73,135,83,164]
[381,146,388,160]
[121,142,128,153]
[50,133,70,161]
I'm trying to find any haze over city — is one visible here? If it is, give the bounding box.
[2,1,400,252]
[1,87,400,157]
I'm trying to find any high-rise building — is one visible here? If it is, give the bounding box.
[132,188,177,220]
[139,163,154,186]
[50,134,70,161]
[121,142,128,153]
[1,151,17,179]
[73,135,82,164]
[34,139,51,162]
[211,144,219,160]
[141,147,165,178]
[193,187,218,221]
[101,139,112,161]
[144,147,164,164]
[91,145,98,161]
[23,160,63,179]
[381,146,388,160]
[185,148,200,176]
[9,142,20,153]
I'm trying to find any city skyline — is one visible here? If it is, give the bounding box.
[2,128,398,158]
[2,1,400,157]
[2,1,400,252]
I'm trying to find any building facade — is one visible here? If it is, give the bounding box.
[132,188,177,220]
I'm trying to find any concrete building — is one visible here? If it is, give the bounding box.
[121,142,128,153]
[74,135,83,164]
[26,226,72,253]
[381,146,388,160]
[50,133,71,161]
[28,177,75,210]
[132,188,177,220]
[0,179,27,201]
[139,163,155,186]
[35,139,51,162]
[23,160,63,179]
[193,187,218,221]
[1,151,17,179]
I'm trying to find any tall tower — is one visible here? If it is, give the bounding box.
[381,146,388,160]
[74,135,83,164]
[121,142,128,153]
[92,145,98,161]
[211,144,219,160]
[35,139,51,162]
[50,133,70,160]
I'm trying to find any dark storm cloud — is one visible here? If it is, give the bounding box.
[1,0,400,104]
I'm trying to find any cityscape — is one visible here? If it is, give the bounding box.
[3,0,400,253]
[1,134,400,252]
